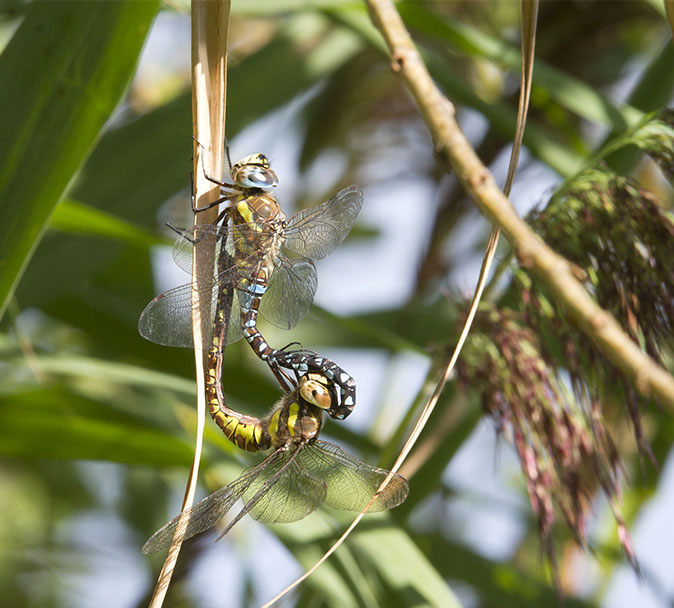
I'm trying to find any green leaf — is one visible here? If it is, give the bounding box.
[0,387,192,465]
[351,523,463,608]
[0,0,159,319]
[51,199,167,248]
[602,42,674,172]
[30,354,196,396]
[331,7,585,176]
[421,534,594,607]
[274,513,462,608]
[231,0,364,15]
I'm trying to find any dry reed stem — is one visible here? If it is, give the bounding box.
[148,2,230,606]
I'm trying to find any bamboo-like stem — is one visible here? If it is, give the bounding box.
[148,2,230,606]
[366,0,674,411]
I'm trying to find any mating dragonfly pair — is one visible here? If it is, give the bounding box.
[140,149,407,553]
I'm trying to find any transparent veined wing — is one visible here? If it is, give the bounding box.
[140,228,312,346]
[142,446,328,554]
[258,254,318,330]
[239,446,327,524]
[283,185,363,260]
[140,225,270,348]
[300,441,409,512]
[171,223,277,279]
[171,223,221,278]
[138,280,244,348]
[141,450,284,554]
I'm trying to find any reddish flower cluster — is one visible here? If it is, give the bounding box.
[458,305,638,582]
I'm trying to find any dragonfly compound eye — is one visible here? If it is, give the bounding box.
[232,153,278,190]
[299,377,333,410]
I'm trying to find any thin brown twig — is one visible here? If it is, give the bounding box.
[399,392,468,480]
[147,2,230,606]
[367,0,674,411]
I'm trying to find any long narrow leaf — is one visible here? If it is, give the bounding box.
[51,199,166,248]
[0,1,159,319]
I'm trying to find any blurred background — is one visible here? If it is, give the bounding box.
[1,1,674,607]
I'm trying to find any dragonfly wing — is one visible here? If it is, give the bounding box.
[141,452,284,554]
[138,283,206,348]
[171,224,223,277]
[283,185,363,260]
[241,446,327,524]
[258,255,317,330]
[172,223,273,279]
[138,281,244,347]
[300,441,409,512]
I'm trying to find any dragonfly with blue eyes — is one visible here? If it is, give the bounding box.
[138,150,363,420]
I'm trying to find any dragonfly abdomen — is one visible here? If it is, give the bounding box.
[239,262,276,361]
[206,361,271,452]
[206,280,271,452]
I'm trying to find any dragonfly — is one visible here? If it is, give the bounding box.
[139,151,362,419]
[142,372,409,554]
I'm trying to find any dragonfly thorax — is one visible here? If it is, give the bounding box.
[231,153,278,190]
[264,395,323,449]
[262,373,339,449]
[238,194,284,223]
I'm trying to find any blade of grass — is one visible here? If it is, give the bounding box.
[50,199,167,248]
[0,0,159,319]
[0,390,193,466]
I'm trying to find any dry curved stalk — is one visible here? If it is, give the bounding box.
[401,0,539,481]
[262,2,539,605]
[147,2,230,607]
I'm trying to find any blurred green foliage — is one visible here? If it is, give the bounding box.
[1,1,673,607]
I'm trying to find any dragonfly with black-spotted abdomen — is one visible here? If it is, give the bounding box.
[141,371,409,555]
[138,151,362,419]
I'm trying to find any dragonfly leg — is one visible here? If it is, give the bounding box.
[277,341,316,357]
[224,137,234,175]
[269,362,295,392]
[193,136,238,190]
[192,187,239,214]
[190,151,241,215]
[163,222,208,245]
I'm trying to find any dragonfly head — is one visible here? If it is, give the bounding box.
[231,153,278,190]
[299,373,334,410]
[299,373,345,420]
